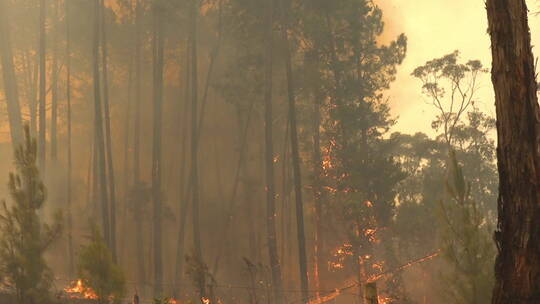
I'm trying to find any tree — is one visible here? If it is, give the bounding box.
[65,0,75,276]
[412,51,487,148]
[132,0,146,291]
[78,225,125,304]
[299,0,407,301]
[263,0,284,302]
[92,0,111,250]
[280,0,309,302]
[486,1,540,303]
[0,126,62,304]
[50,0,59,162]
[38,0,46,172]
[151,0,165,297]
[0,0,24,145]
[100,0,118,263]
[439,151,495,304]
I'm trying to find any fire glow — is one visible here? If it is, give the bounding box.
[63,279,98,300]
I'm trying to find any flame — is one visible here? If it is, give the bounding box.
[202,297,211,304]
[378,296,393,304]
[169,299,179,304]
[64,279,98,300]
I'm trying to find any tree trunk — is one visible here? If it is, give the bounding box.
[65,0,74,276]
[486,1,540,303]
[0,0,23,145]
[133,0,146,291]
[173,35,191,299]
[312,86,326,300]
[151,2,165,297]
[263,0,283,302]
[51,0,59,162]
[280,2,308,301]
[92,0,111,249]
[38,0,47,173]
[100,0,118,263]
[189,0,205,298]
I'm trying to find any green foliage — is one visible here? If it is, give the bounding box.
[438,151,495,304]
[78,225,125,304]
[0,126,62,304]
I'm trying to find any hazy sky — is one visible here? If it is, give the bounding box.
[381,0,540,136]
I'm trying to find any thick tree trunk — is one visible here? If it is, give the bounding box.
[263,0,283,302]
[92,0,111,249]
[280,3,309,302]
[0,0,23,145]
[486,1,540,303]
[38,0,47,172]
[152,2,165,297]
[100,0,118,263]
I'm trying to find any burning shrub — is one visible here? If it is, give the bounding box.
[77,225,125,304]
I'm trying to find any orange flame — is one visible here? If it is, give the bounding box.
[64,279,98,300]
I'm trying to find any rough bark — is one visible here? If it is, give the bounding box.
[0,0,23,145]
[486,1,540,303]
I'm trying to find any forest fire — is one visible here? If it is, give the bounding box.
[63,279,98,300]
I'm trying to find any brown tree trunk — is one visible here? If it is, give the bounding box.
[133,0,146,292]
[38,0,47,172]
[51,0,59,162]
[65,0,74,276]
[0,0,23,145]
[486,1,540,303]
[92,0,111,249]
[100,0,118,263]
[263,0,283,302]
[189,0,206,298]
[151,2,165,297]
[280,1,308,301]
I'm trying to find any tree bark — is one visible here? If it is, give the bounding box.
[263,0,283,302]
[151,2,165,297]
[486,1,540,303]
[0,0,23,145]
